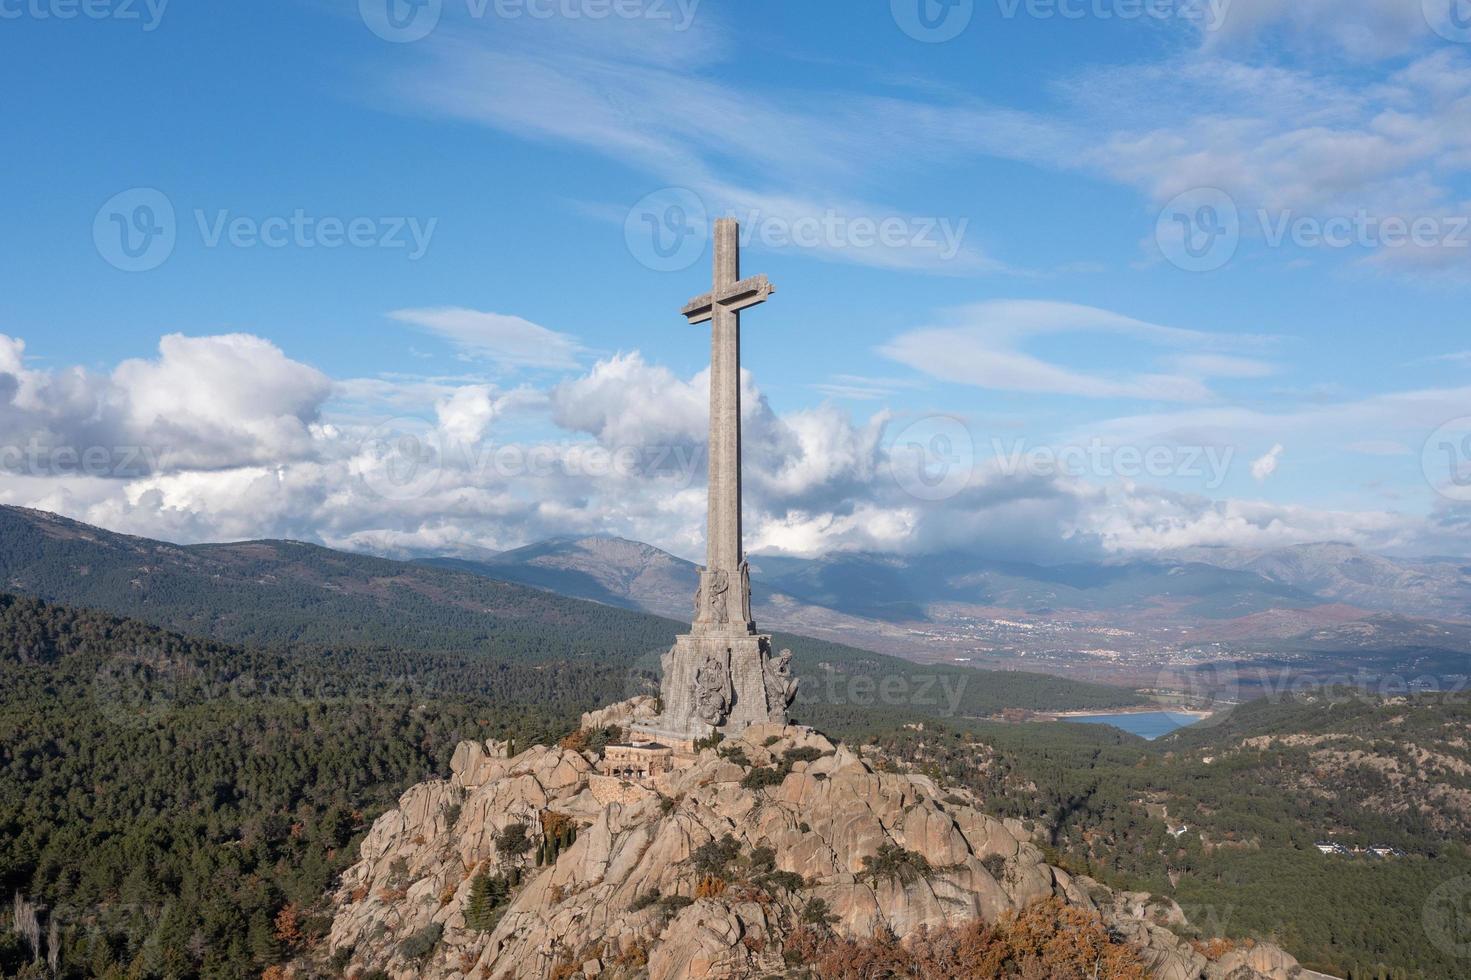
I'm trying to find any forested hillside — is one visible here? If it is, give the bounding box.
[0,506,1145,721]
[0,508,1143,978]
[0,506,676,658]
[0,586,1141,979]
[870,693,1471,979]
[0,593,613,978]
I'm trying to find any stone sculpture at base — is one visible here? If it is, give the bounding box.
[632,218,797,752]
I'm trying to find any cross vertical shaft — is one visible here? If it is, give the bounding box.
[631,215,792,746]
[679,216,774,635]
[707,218,742,585]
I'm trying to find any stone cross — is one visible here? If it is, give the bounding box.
[681,218,775,635]
[630,217,795,747]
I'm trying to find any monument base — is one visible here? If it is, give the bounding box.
[631,630,796,751]
[621,724,703,763]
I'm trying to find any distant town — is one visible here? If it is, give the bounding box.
[1313,841,1408,859]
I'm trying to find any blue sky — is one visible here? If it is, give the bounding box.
[2,0,1470,561]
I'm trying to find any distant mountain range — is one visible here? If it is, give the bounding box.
[418,534,1471,668]
[6,503,1468,687]
[1169,542,1471,620]
[424,537,698,620]
[0,505,1145,717]
[429,535,1471,623]
[0,506,677,659]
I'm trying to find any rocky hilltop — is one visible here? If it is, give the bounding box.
[311,700,1301,980]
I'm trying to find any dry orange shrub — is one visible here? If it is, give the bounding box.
[695,874,727,899]
[612,940,650,968]
[540,809,575,841]
[1192,937,1235,960]
[786,897,1149,980]
[272,903,301,948]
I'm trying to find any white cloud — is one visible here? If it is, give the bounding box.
[114,334,333,470]
[4,331,1467,564]
[366,7,1471,279]
[879,300,1263,401]
[435,385,499,446]
[809,374,931,401]
[1077,485,1418,554]
[1202,0,1440,59]
[379,22,1007,274]
[1250,443,1285,482]
[1168,354,1278,378]
[1070,383,1471,456]
[1,332,331,476]
[389,307,583,370]
[550,351,709,450]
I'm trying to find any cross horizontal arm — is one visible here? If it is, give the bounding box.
[682,274,777,324]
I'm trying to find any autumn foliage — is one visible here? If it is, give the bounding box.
[784,897,1150,980]
[695,873,728,899]
[272,903,302,950]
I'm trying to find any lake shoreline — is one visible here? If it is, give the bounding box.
[1041,706,1214,721]
[1043,707,1217,740]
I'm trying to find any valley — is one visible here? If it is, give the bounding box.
[2,507,1469,978]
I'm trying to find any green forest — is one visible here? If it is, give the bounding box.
[0,586,1137,980]
[6,508,1445,978]
[0,593,603,979]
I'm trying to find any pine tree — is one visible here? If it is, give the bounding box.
[248,909,281,965]
[464,873,505,932]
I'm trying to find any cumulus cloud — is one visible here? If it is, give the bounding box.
[114,334,333,470]
[547,351,895,524]
[550,352,709,450]
[2,330,1465,564]
[1076,484,1418,554]
[435,385,500,446]
[0,332,331,476]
